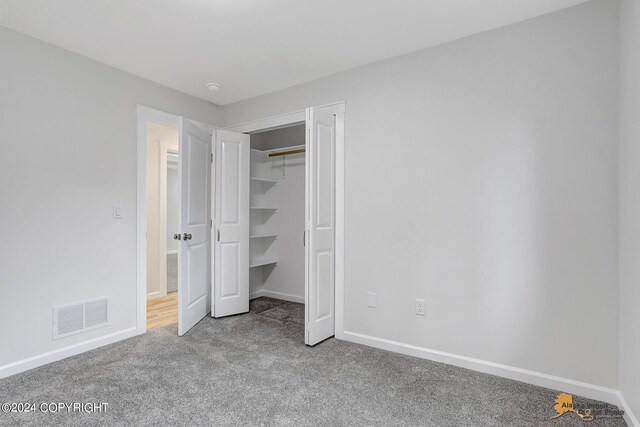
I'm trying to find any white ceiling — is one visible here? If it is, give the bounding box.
[0,0,590,105]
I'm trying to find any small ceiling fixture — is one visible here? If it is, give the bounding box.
[206,82,222,91]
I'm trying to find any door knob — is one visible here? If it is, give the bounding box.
[173,234,182,240]
[183,233,192,240]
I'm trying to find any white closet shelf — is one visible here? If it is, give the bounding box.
[250,257,279,268]
[250,233,278,239]
[250,206,278,210]
[251,144,305,154]
[250,177,279,184]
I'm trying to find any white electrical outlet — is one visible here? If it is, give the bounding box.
[415,299,426,316]
[368,292,377,308]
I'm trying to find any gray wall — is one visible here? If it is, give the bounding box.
[224,0,619,388]
[264,154,305,300]
[0,26,221,366]
[619,0,640,419]
[250,125,305,151]
[250,125,306,299]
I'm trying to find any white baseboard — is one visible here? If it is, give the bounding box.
[342,331,622,407]
[166,250,177,255]
[617,391,640,427]
[250,290,304,304]
[147,290,166,300]
[0,327,139,379]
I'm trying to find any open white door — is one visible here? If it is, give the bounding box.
[177,119,211,336]
[305,107,336,346]
[213,130,250,317]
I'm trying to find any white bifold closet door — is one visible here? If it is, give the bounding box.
[213,130,250,317]
[178,118,212,336]
[305,107,336,346]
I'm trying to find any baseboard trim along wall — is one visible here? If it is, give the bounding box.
[342,331,637,426]
[147,290,165,300]
[0,327,138,379]
[250,290,304,304]
[617,392,640,427]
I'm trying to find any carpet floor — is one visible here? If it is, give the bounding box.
[0,297,626,426]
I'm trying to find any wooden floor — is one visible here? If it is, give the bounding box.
[147,292,178,329]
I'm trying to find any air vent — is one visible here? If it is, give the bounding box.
[56,305,83,336]
[53,297,110,339]
[85,299,108,328]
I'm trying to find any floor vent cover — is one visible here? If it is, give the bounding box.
[53,297,110,339]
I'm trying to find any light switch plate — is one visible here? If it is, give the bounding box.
[368,292,377,308]
[113,205,123,219]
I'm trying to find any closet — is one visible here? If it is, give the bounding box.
[248,125,306,303]
[210,105,339,345]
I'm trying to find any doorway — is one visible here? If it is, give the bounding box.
[145,121,179,329]
[136,106,214,336]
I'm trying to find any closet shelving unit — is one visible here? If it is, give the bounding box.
[250,177,279,184]
[249,145,306,270]
[250,233,279,239]
[249,148,279,269]
[250,256,281,268]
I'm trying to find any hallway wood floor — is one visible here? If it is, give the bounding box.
[147,292,178,329]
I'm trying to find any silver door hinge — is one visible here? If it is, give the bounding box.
[210,219,213,228]
[211,153,213,163]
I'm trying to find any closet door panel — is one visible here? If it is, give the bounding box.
[220,242,240,297]
[315,122,334,228]
[178,118,211,336]
[214,130,250,317]
[305,107,336,346]
[221,142,241,224]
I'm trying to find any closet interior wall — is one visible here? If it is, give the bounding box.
[249,125,306,302]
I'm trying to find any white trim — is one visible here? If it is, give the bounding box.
[147,290,163,300]
[342,331,622,406]
[0,327,138,379]
[618,392,640,427]
[167,250,178,255]
[224,102,348,135]
[250,290,305,304]
[328,103,345,340]
[224,110,306,134]
[191,119,217,135]
[209,129,224,318]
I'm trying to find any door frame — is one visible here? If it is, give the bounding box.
[223,101,346,340]
[136,105,216,335]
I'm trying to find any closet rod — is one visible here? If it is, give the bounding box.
[267,148,305,158]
